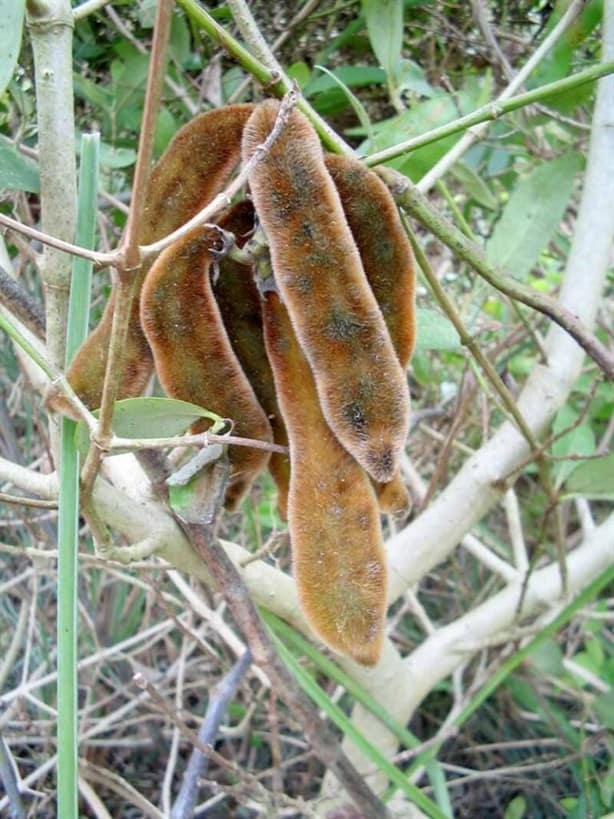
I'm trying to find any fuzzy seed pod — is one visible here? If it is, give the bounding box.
[62,105,255,414]
[140,224,273,510]
[325,154,416,514]
[262,290,387,666]
[324,154,416,368]
[373,470,411,516]
[243,100,409,483]
[213,201,291,518]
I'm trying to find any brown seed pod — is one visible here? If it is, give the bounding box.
[325,154,416,515]
[324,154,416,369]
[373,470,411,516]
[262,290,387,666]
[242,100,409,483]
[140,224,273,510]
[213,201,291,518]
[62,105,255,414]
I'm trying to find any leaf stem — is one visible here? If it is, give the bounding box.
[366,60,614,167]
[380,166,614,380]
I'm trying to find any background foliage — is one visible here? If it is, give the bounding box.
[0,1,612,817]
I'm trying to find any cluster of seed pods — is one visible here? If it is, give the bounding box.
[66,101,416,666]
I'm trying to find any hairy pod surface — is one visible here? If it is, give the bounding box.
[325,154,416,514]
[213,201,291,518]
[64,105,254,413]
[262,290,387,666]
[243,100,409,483]
[140,224,273,510]
[324,154,416,368]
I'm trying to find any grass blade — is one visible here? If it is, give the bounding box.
[57,132,99,819]
[262,609,453,817]
[268,626,448,819]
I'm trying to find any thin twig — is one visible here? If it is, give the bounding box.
[0,492,58,509]
[0,265,45,339]
[0,211,117,268]
[80,0,173,500]
[181,523,391,819]
[0,732,26,819]
[171,650,253,819]
[108,430,288,456]
[381,168,614,380]
[72,0,111,20]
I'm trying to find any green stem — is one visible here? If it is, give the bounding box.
[379,166,614,380]
[57,133,99,819]
[366,61,614,167]
[176,0,351,155]
[269,630,448,819]
[56,416,79,819]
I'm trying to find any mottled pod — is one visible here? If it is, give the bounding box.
[325,154,416,514]
[213,201,291,518]
[263,291,387,665]
[63,104,255,414]
[243,100,410,482]
[324,154,416,368]
[140,224,273,510]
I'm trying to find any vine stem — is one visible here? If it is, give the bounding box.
[416,0,587,192]
[378,166,614,380]
[365,60,614,167]
[80,0,173,500]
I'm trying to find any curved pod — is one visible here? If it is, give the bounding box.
[65,105,255,413]
[263,291,387,666]
[213,202,291,518]
[140,224,272,510]
[325,154,417,514]
[243,100,410,483]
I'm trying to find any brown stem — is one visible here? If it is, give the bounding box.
[80,0,173,499]
[183,523,390,819]
[380,167,614,380]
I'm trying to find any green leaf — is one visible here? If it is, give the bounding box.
[305,65,386,96]
[361,0,403,81]
[73,73,114,112]
[563,453,614,500]
[528,638,564,676]
[154,106,177,157]
[287,61,311,89]
[0,137,39,193]
[97,142,136,169]
[593,690,614,731]
[74,397,223,457]
[0,0,25,97]
[358,74,494,180]
[504,796,527,819]
[450,161,498,210]
[415,308,461,351]
[551,404,596,489]
[396,58,434,98]
[487,153,584,280]
[313,65,374,145]
[169,8,191,67]
[138,0,157,28]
